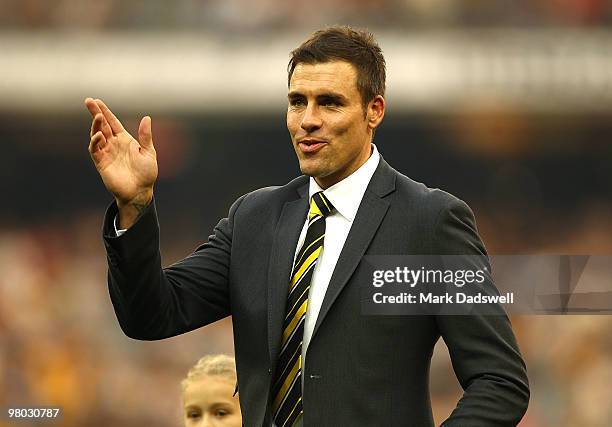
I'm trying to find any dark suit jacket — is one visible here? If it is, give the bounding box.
[103,157,529,426]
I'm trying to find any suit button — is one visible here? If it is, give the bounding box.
[268,368,272,374]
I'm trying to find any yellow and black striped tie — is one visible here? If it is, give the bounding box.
[271,191,334,427]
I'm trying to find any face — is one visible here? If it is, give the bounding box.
[182,376,242,427]
[287,60,385,189]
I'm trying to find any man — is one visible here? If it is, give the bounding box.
[86,26,529,426]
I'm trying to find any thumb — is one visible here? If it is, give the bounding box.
[138,116,154,149]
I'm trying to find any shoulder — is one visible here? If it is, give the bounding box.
[390,166,472,217]
[380,162,482,253]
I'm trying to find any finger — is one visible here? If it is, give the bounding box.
[138,116,154,149]
[95,99,125,134]
[99,114,114,140]
[90,113,113,141]
[88,131,107,154]
[90,113,103,137]
[90,113,100,137]
[84,97,102,118]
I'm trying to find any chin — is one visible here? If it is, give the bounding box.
[299,157,335,179]
[298,162,319,177]
[300,168,319,178]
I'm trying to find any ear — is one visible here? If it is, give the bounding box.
[367,95,385,130]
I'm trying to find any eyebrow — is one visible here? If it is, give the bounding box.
[287,91,349,103]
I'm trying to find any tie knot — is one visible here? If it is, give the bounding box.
[309,191,334,219]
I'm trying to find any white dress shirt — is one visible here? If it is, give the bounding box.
[295,144,380,372]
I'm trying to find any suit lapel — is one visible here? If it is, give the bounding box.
[267,185,309,371]
[311,158,396,340]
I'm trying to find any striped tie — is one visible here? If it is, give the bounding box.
[271,191,334,427]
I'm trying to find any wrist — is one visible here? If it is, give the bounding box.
[116,189,153,229]
[116,188,153,210]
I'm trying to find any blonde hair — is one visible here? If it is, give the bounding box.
[181,354,237,392]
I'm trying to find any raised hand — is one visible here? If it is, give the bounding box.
[85,98,159,229]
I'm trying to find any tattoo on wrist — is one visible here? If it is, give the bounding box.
[129,201,149,219]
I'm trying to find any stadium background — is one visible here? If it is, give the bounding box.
[1,1,611,426]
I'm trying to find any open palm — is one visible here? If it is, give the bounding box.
[85,98,158,205]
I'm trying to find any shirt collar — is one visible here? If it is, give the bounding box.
[308,144,380,222]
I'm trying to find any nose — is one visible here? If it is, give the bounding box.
[200,414,215,427]
[301,104,322,133]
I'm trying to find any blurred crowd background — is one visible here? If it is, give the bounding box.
[1,1,611,426]
[1,0,612,29]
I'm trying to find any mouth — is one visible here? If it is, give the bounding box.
[297,138,328,154]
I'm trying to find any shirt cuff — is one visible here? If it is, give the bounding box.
[114,215,127,237]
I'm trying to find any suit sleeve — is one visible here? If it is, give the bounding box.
[102,195,246,340]
[433,198,530,427]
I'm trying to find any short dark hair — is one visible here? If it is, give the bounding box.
[288,26,386,110]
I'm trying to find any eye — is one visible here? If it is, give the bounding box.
[289,98,306,107]
[187,410,201,419]
[321,97,342,108]
[215,408,229,417]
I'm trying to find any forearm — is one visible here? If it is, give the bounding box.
[105,198,178,339]
[439,314,529,426]
[103,196,241,340]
